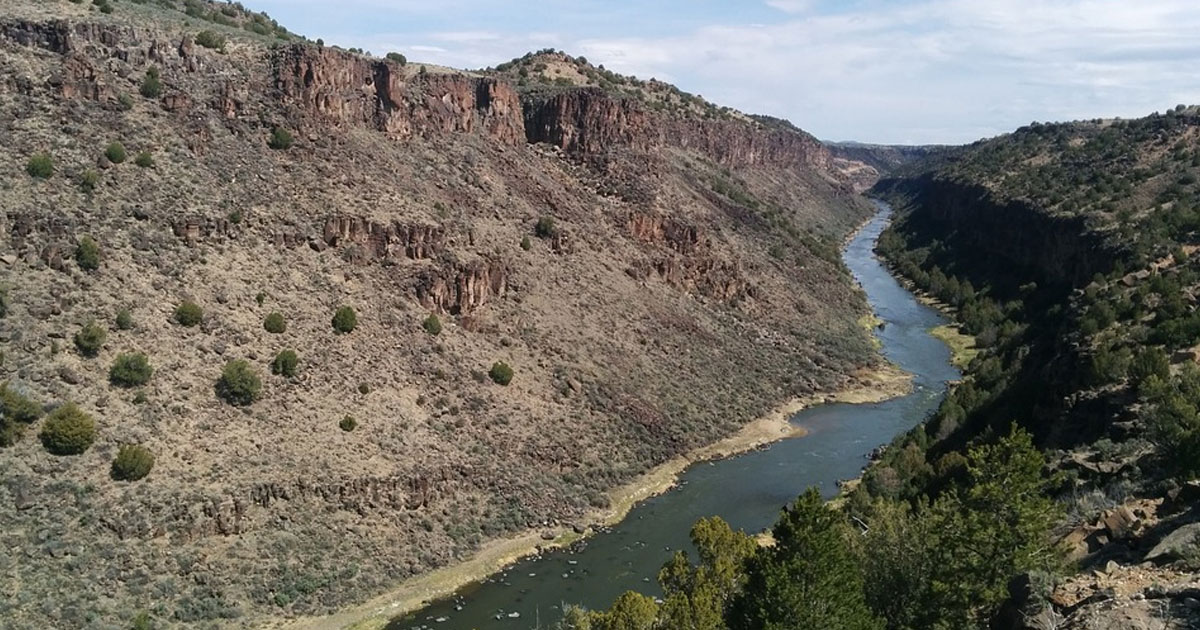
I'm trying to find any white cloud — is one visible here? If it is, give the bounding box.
[243,0,1200,144]
[567,0,1200,143]
[765,0,815,14]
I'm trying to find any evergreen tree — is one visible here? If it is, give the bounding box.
[728,488,881,630]
[659,516,757,630]
[927,425,1064,626]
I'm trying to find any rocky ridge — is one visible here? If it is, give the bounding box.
[0,1,879,628]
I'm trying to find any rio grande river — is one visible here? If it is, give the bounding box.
[393,202,960,629]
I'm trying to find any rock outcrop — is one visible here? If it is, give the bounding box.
[524,88,839,178]
[322,216,443,260]
[417,258,509,314]
[271,45,525,143]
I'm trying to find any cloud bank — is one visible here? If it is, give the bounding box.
[244,0,1200,144]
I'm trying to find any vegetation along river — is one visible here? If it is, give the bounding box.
[393,201,961,629]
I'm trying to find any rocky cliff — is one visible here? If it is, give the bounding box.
[524,87,843,181]
[874,174,1117,288]
[0,2,877,628]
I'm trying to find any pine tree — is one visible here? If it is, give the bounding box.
[728,488,882,630]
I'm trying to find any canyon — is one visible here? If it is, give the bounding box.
[0,2,884,628]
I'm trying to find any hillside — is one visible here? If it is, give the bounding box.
[0,1,882,628]
[866,107,1200,627]
[564,109,1200,630]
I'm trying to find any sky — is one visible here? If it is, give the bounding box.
[238,0,1200,145]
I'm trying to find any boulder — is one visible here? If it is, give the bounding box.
[1145,522,1200,563]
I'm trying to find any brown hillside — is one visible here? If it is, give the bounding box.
[0,1,878,627]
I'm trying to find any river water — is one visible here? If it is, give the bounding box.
[393,202,959,629]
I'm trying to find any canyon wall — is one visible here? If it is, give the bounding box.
[874,174,1117,288]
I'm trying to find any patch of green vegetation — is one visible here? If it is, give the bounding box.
[489,361,513,386]
[1,382,42,447]
[135,151,154,168]
[39,403,96,455]
[105,141,127,164]
[929,324,978,369]
[140,67,163,99]
[332,306,357,334]
[270,349,299,378]
[111,444,154,481]
[79,169,99,193]
[74,321,107,357]
[109,353,153,388]
[339,415,357,432]
[263,312,286,334]
[216,359,262,406]
[268,126,294,150]
[75,235,100,271]
[422,314,442,336]
[534,216,556,239]
[115,308,134,330]
[174,300,203,327]
[194,29,226,50]
[26,152,52,178]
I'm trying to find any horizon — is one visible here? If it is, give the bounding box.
[236,0,1200,145]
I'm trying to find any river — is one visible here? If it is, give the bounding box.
[391,201,960,629]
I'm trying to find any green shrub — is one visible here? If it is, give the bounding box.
[422,313,442,336]
[134,151,154,168]
[0,383,39,423]
[489,361,514,386]
[194,29,226,50]
[115,308,133,330]
[130,611,153,630]
[386,52,407,65]
[109,353,153,387]
[520,235,532,250]
[339,415,357,432]
[358,382,370,395]
[26,152,52,178]
[174,300,203,327]
[263,312,286,334]
[80,169,99,192]
[1,383,42,447]
[216,359,261,406]
[117,92,134,110]
[140,67,163,98]
[76,235,100,271]
[270,349,299,377]
[268,126,294,150]
[111,444,154,481]
[535,216,556,238]
[74,321,107,357]
[332,306,357,334]
[105,141,127,164]
[39,403,96,455]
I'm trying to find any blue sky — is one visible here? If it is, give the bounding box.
[240,0,1200,145]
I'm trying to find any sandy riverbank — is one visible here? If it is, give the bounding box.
[279,361,913,630]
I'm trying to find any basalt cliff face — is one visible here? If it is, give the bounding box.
[525,87,840,176]
[0,2,877,628]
